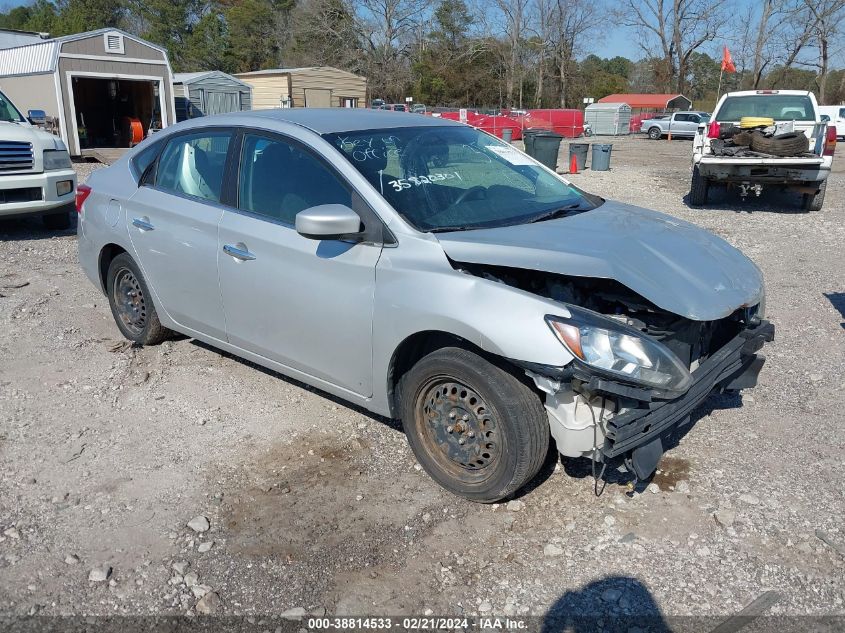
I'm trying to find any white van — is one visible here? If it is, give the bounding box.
[818,104,845,139]
[0,87,77,229]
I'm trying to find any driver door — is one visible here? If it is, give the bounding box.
[217,131,382,396]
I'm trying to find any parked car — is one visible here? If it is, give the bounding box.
[390,104,408,112]
[691,90,834,210]
[642,111,711,139]
[78,110,772,502]
[817,104,845,139]
[411,104,427,114]
[370,99,386,110]
[0,88,77,229]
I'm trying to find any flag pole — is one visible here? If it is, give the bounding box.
[717,67,724,100]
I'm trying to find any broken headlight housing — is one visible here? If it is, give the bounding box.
[546,305,693,396]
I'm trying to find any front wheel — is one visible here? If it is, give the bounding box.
[648,127,662,140]
[106,253,171,345]
[398,347,549,503]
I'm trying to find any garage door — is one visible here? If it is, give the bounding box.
[304,88,332,108]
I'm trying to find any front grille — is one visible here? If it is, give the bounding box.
[0,141,34,171]
[0,187,42,204]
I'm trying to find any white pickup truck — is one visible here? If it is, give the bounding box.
[0,87,76,229]
[691,90,835,211]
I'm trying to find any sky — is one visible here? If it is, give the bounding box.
[1,0,841,68]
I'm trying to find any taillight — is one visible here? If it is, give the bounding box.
[75,184,92,214]
[824,125,836,156]
[707,121,721,138]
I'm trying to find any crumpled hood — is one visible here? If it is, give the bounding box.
[436,201,764,321]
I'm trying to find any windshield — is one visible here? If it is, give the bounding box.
[324,126,599,232]
[0,90,24,123]
[715,95,815,122]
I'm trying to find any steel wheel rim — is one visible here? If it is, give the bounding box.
[415,377,500,479]
[113,267,146,336]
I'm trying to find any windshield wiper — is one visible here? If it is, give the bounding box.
[428,225,479,233]
[525,203,589,224]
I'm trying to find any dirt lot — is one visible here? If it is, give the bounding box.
[1,137,844,629]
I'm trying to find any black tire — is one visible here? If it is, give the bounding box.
[749,131,808,156]
[42,210,71,230]
[802,179,827,212]
[398,347,549,503]
[688,165,709,206]
[648,127,662,140]
[106,253,171,345]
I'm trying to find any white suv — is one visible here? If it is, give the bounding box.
[0,88,76,229]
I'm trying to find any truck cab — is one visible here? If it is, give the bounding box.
[0,88,77,229]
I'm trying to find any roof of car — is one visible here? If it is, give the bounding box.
[213,108,462,134]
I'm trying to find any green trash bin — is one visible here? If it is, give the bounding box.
[532,130,564,170]
[522,128,540,157]
[591,143,613,171]
[568,143,589,171]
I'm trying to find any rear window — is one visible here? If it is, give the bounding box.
[715,95,815,122]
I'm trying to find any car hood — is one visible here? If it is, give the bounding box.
[435,201,764,321]
[0,120,66,149]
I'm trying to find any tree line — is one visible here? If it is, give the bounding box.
[1,0,844,109]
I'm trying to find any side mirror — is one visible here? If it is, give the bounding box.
[295,204,363,241]
[27,109,46,125]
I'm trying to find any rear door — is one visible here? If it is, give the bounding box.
[126,129,233,340]
[217,130,382,396]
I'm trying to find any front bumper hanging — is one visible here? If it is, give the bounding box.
[594,320,775,460]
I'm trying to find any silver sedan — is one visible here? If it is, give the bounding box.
[77,109,772,502]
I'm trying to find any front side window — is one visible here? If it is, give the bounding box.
[156,131,231,202]
[324,125,599,232]
[674,114,690,122]
[238,133,351,225]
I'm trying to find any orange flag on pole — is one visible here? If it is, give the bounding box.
[721,46,736,73]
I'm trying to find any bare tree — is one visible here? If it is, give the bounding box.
[551,0,599,108]
[486,0,531,107]
[354,0,431,100]
[618,0,727,93]
[801,0,845,103]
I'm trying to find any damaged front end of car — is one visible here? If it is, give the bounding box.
[456,262,774,483]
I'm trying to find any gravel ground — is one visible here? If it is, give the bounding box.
[0,140,843,628]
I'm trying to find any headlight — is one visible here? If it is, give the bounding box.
[546,306,692,396]
[43,149,71,170]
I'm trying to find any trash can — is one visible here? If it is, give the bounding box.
[502,127,513,143]
[532,131,564,170]
[568,143,589,171]
[522,128,540,157]
[591,143,613,171]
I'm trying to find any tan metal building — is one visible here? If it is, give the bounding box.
[0,28,176,156]
[234,67,367,110]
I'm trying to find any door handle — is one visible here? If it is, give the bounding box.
[132,217,155,231]
[223,243,256,261]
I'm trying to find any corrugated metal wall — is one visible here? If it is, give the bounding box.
[0,41,57,76]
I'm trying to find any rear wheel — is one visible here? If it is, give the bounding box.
[398,347,549,503]
[688,166,709,206]
[42,210,71,230]
[648,127,662,140]
[106,253,171,345]
[802,179,827,212]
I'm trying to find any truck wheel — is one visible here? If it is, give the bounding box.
[398,347,549,503]
[688,166,709,206]
[106,253,171,345]
[648,127,662,140]
[802,180,827,212]
[42,210,71,230]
